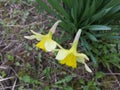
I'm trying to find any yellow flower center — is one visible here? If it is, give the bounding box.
[60,53,77,68]
[36,32,53,51]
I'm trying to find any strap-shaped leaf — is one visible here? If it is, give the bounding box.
[105,36,120,39]
[63,0,72,9]
[81,38,97,64]
[47,0,70,19]
[104,0,120,8]
[108,5,120,14]
[91,8,112,23]
[86,32,98,42]
[80,0,91,22]
[89,0,96,16]
[36,0,61,19]
[86,25,111,31]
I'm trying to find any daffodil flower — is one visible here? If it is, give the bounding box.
[24,20,61,52]
[56,29,92,73]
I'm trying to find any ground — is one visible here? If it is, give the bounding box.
[0,0,120,90]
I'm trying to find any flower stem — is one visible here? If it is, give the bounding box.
[56,43,63,49]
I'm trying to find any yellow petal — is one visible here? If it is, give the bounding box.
[36,40,46,51]
[56,49,69,60]
[59,53,77,68]
[45,40,57,51]
[84,63,92,73]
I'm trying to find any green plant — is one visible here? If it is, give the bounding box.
[79,71,105,90]
[91,41,120,69]
[53,75,73,90]
[19,74,40,84]
[36,0,120,65]
[6,54,14,61]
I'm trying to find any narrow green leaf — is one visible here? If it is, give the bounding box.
[48,0,70,19]
[55,75,73,84]
[87,25,111,31]
[36,0,62,19]
[105,36,120,39]
[86,32,98,41]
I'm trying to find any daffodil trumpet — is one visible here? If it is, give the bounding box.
[56,29,92,73]
[24,20,61,52]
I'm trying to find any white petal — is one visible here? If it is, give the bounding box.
[77,58,85,64]
[84,63,92,73]
[45,40,57,51]
[76,54,86,64]
[24,35,36,40]
[55,49,69,60]
[35,36,42,41]
[77,53,89,61]
[73,29,82,43]
[31,30,42,36]
[49,20,61,34]
[31,30,43,40]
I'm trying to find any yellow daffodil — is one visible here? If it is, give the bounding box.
[24,20,61,52]
[56,29,92,73]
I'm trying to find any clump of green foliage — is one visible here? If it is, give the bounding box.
[36,0,120,67]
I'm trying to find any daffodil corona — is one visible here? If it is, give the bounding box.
[56,29,92,73]
[24,20,61,52]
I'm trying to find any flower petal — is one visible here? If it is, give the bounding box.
[24,35,37,40]
[45,40,57,51]
[31,30,43,40]
[49,20,61,34]
[73,29,82,43]
[31,30,42,36]
[84,63,92,73]
[76,53,89,63]
[36,40,46,51]
[56,49,69,60]
[59,53,77,68]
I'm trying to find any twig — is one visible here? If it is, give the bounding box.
[9,67,19,78]
[0,84,21,90]
[108,68,120,87]
[1,43,12,51]
[0,76,15,82]
[12,78,17,90]
[0,66,8,69]
[0,82,5,90]
[105,73,120,76]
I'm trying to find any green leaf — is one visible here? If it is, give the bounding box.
[91,8,112,23]
[79,79,85,84]
[55,75,73,84]
[86,32,98,41]
[89,51,97,64]
[105,36,120,39]
[95,72,105,79]
[45,86,50,90]
[47,0,70,19]
[108,5,120,14]
[21,75,31,83]
[87,25,111,31]
[64,86,73,90]
[36,0,61,19]
[7,54,14,61]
